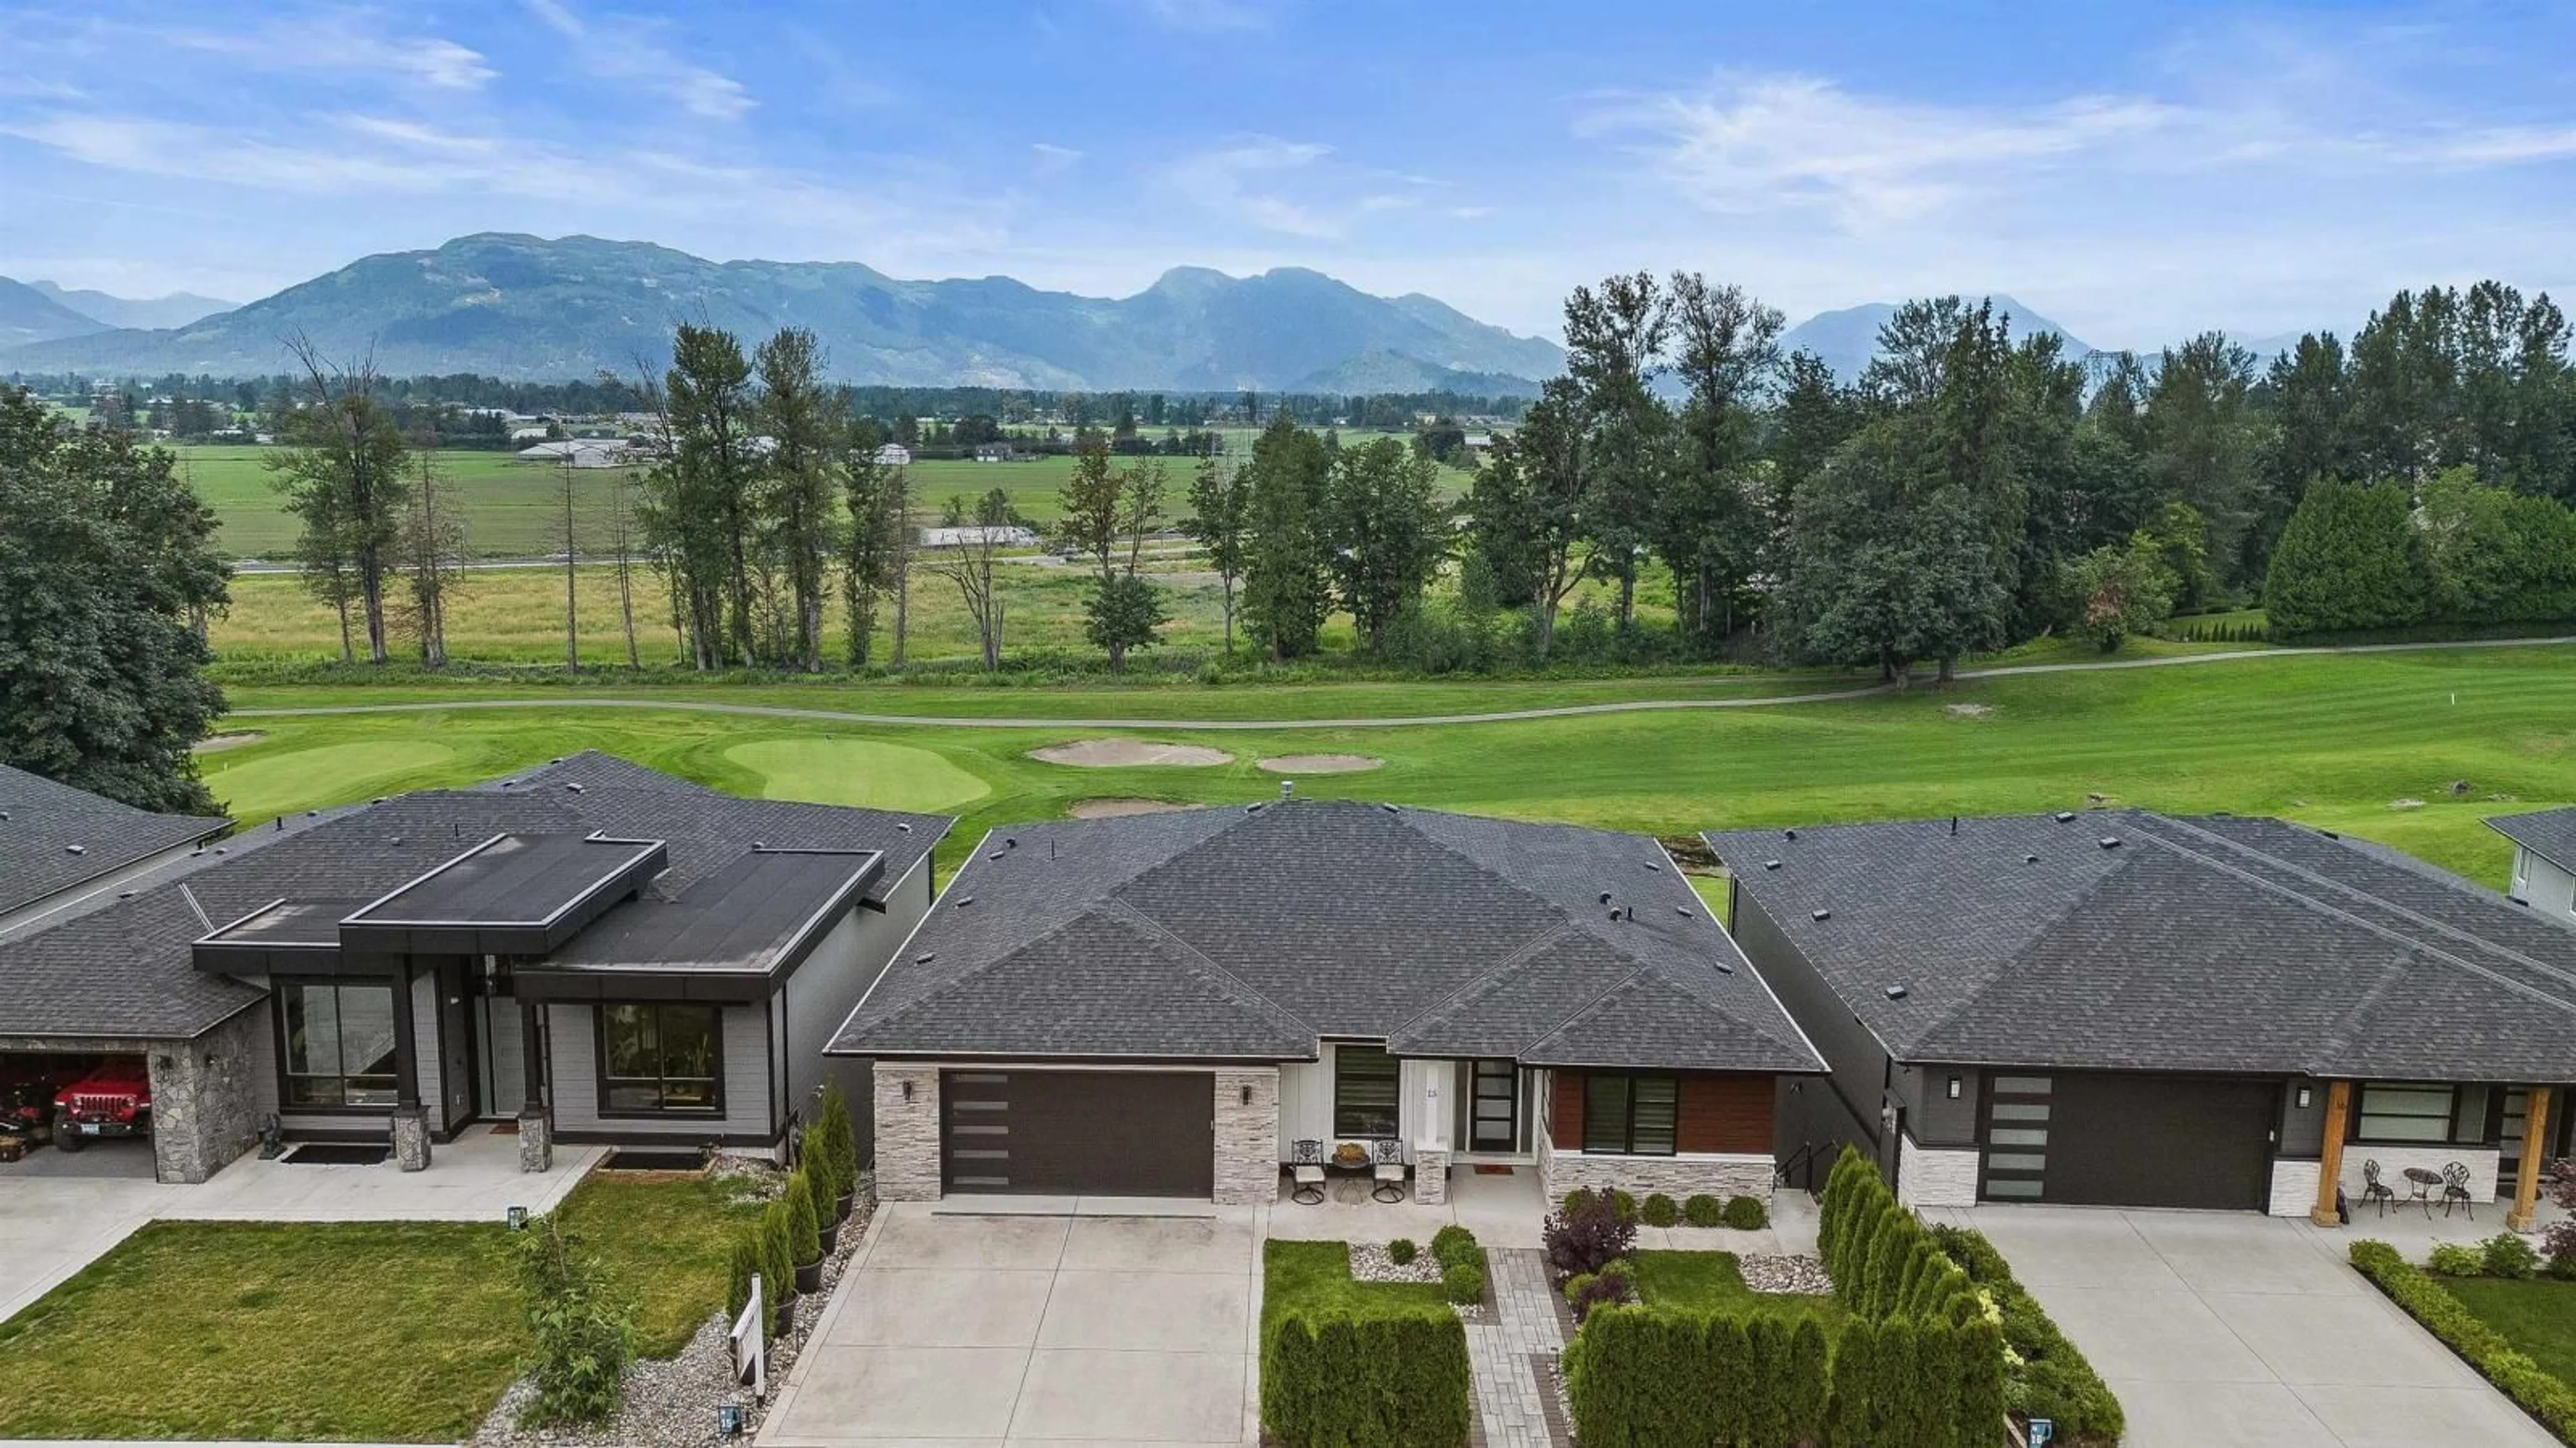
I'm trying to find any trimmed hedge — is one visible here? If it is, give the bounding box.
[2351,1240,2576,1443]
[1261,1308,1472,1447]
[1565,1304,1996,1448]
[1929,1223,2125,1444]
[1817,1146,1980,1323]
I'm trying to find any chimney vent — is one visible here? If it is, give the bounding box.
[1811,908,1832,921]
[1281,780,1295,800]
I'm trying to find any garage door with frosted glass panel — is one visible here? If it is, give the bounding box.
[1982,1072,2277,1210]
[941,1070,1214,1196]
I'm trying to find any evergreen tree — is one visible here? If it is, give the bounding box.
[2263,478,2428,636]
[1238,413,1332,660]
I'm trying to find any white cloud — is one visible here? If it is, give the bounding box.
[1160,136,1348,238]
[1031,142,1084,176]
[521,0,753,120]
[1585,73,2174,228]
[152,15,494,89]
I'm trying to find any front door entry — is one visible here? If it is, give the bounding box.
[1471,1059,1518,1151]
[440,964,478,1128]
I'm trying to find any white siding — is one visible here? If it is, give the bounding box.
[413,970,444,1133]
[2512,847,2576,920]
[2269,1158,2322,1217]
[1401,1058,1450,1155]
[1279,1046,1335,1157]
[550,1000,774,1141]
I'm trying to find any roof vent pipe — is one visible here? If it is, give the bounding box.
[1884,985,1909,1000]
[2098,836,2123,849]
[1949,815,1958,836]
[1811,908,1831,921]
[1281,780,1295,800]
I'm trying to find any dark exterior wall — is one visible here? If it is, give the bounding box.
[1891,1063,1982,1147]
[1729,886,1892,1147]
[2279,1074,2327,1157]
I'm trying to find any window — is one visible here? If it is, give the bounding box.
[1582,1072,1678,1155]
[1332,1045,1399,1137]
[280,981,399,1109]
[598,1004,722,1115]
[2354,1082,2467,1144]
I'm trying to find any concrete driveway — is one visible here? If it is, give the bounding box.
[1949,1206,2557,1448]
[765,1202,1259,1447]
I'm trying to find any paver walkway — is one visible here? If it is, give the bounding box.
[1466,1247,1568,1448]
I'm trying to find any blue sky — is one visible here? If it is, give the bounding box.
[3,1,2573,348]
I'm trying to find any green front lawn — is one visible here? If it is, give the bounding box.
[0,1172,758,1442]
[1631,1250,1839,1321]
[2444,1276,2576,1386]
[1263,1239,1452,1329]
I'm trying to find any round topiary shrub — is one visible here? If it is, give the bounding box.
[1430,1224,1478,1269]
[1641,1193,1678,1227]
[1683,1193,1724,1228]
[1442,1257,1486,1306]
[1721,1194,1769,1231]
[1609,1188,1638,1223]
[1387,1237,1418,1265]
[2482,1231,2540,1280]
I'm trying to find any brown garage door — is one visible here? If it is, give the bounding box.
[1982,1072,2277,1210]
[942,1070,1214,1196]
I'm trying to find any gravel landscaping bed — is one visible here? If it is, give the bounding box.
[1349,1241,1442,1283]
[470,1195,876,1448]
[1738,1254,1831,1295]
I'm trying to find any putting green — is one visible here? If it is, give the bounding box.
[724,739,992,813]
[201,741,458,819]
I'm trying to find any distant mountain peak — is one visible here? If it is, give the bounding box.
[1783,293,2094,381]
[0,234,1564,391]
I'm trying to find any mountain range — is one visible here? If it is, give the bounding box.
[1777,295,2095,380]
[0,234,1566,393]
[0,276,236,348]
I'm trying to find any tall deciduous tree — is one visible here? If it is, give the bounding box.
[753,327,843,672]
[1468,378,1593,659]
[841,418,907,668]
[1320,436,1447,652]
[1238,413,1333,660]
[1181,442,1252,656]
[398,450,469,669]
[1561,271,1671,629]
[268,338,409,664]
[1659,273,1782,648]
[646,323,760,669]
[0,386,230,813]
[924,488,1020,670]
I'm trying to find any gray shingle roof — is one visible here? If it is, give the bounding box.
[1705,811,2576,1082]
[0,752,951,1041]
[2491,807,2576,876]
[0,764,227,917]
[833,800,1823,1073]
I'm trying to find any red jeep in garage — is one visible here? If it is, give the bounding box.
[52,1062,151,1151]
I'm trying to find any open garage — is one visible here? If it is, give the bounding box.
[0,1047,156,1179]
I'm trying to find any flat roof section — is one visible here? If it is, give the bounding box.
[515,847,882,1001]
[191,896,373,975]
[342,833,667,955]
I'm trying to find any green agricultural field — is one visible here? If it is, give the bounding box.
[202,644,2576,888]
[172,444,601,559]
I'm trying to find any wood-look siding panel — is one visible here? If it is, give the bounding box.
[1678,1075,1774,1154]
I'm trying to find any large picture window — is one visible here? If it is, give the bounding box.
[2354,1082,2484,1145]
[1333,1045,1399,1137]
[599,1004,722,1115]
[280,981,399,1109]
[1582,1072,1678,1155]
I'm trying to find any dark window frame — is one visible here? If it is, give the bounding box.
[1332,1043,1400,1139]
[274,977,404,1115]
[1580,1070,1680,1156]
[594,1002,726,1119]
[2348,1080,2487,1149]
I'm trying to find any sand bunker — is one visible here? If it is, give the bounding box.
[1068,798,1201,819]
[1255,754,1383,774]
[193,733,264,752]
[1029,739,1233,768]
[1944,703,1994,719]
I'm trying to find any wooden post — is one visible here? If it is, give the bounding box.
[2312,1080,2352,1227]
[2508,1087,2554,1233]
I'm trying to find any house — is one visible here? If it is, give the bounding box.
[515,439,637,468]
[0,753,950,1184]
[828,798,1824,1206]
[872,444,912,468]
[0,764,229,939]
[972,443,1018,463]
[2493,807,2576,919]
[1705,811,2576,1228]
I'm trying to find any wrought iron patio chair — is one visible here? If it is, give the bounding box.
[2359,1159,2396,1217]
[1289,1139,1326,1205]
[2441,1160,2475,1219]
[1371,1137,1407,1204]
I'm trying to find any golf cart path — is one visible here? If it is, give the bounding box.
[230,635,2576,733]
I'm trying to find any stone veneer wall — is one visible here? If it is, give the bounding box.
[1413,1145,1452,1204]
[2342,1144,2499,1206]
[1542,1147,1776,1206]
[148,1010,264,1185]
[1896,1135,1980,1208]
[2269,1158,2322,1218]
[873,1064,943,1201]
[1212,1068,1278,1205]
